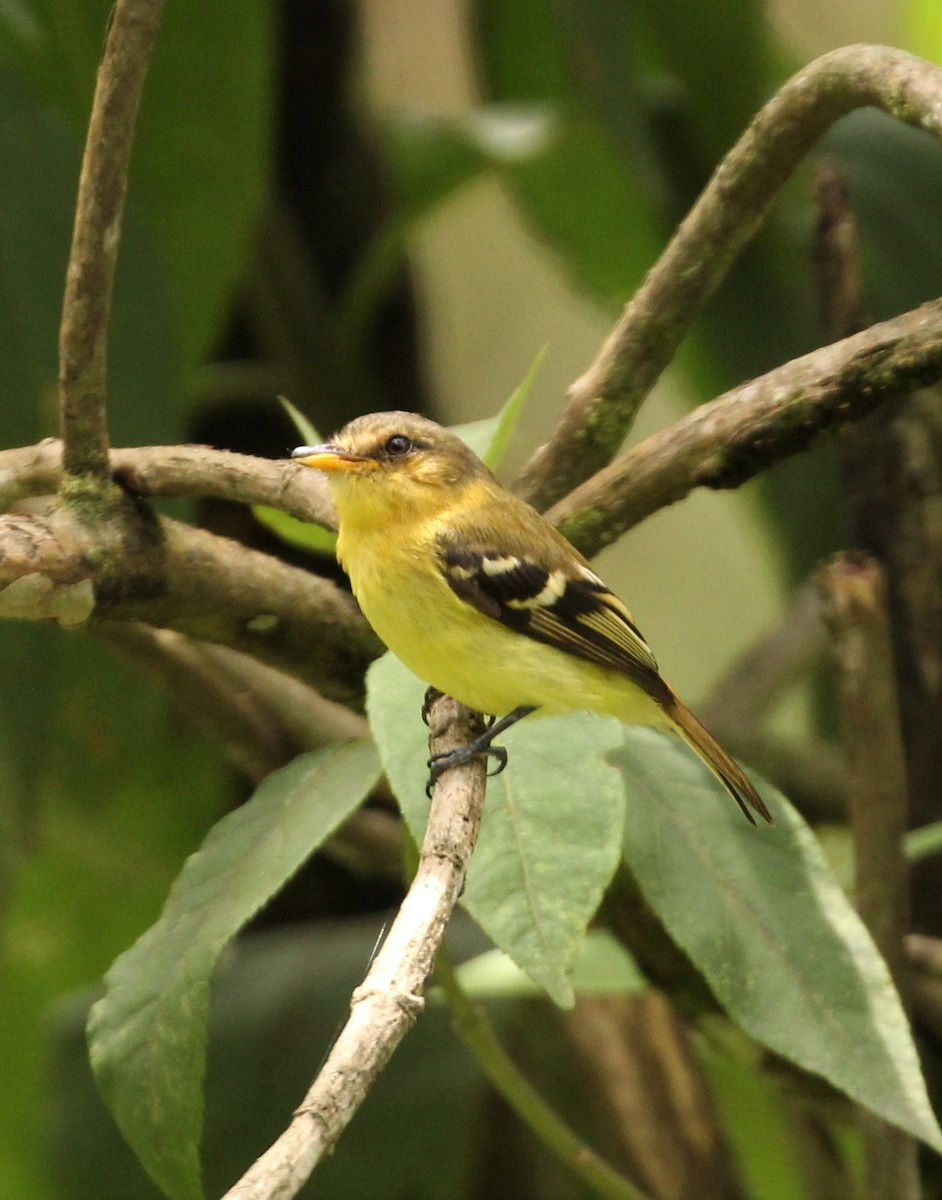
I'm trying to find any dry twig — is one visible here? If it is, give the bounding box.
[221,696,488,1200]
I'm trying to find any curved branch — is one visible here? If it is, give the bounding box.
[549,299,942,558]
[0,507,377,701]
[59,0,165,482]
[0,441,336,530]
[516,45,942,510]
[221,696,488,1200]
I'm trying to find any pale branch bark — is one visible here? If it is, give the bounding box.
[549,299,942,558]
[818,554,917,1200]
[221,696,489,1200]
[0,440,336,530]
[515,45,942,511]
[0,505,377,701]
[59,0,165,483]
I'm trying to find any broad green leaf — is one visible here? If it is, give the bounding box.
[451,345,544,469]
[0,1,274,370]
[87,739,381,1200]
[1,635,230,1200]
[0,61,182,449]
[367,654,625,1006]
[613,727,942,1152]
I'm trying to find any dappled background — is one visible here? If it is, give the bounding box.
[2,1,942,1197]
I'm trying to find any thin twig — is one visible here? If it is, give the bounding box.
[549,299,942,558]
[515,45,942,511]
[818,553,917,1200]
[58,0,165,483]
[435,950,652,1200]
[221,696,488,1200]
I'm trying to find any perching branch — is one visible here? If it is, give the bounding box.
[549,299,942,558]
[0,506,376,700]
[0,439,336,529]
[516,45,942,511]
[221,696,489,1200]
[59,0,165,483]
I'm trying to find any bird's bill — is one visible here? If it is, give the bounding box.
[291,444,376,473]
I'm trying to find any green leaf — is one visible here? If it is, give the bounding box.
[446,929,646,1002]
[87,739,381,1200]
[277,395,321,447]
[0,60,183,448]
[340,105,555,351]
[472,0,664,309]
[0,1,274,370]
[613,727,942,1152]
[367,654,625,1007]
[450,345,544,469]
[385,104,556,226]
[252,505,337,556]
[905,820,942,864]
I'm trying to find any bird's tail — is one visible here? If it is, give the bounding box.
[662,693,772,826]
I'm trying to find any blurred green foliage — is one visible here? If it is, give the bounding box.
[2,2,942,1198]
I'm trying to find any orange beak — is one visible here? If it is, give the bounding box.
[291,444,375,473]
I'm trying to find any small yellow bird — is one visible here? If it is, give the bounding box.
[293,411,771,825]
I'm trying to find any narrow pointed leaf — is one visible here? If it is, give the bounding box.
[613,727,942,1152]
[367,654,624,1006]
[87,739,381,1200]
[451,345,545,469]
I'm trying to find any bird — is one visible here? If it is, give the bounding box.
[292,411,771,825]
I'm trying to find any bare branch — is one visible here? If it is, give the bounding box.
[0,506,377,701]
[221,697,488,1200]
[549,299,942,558]
[59,0,165,482]
[0,441,336,530]
[516,45,942,510]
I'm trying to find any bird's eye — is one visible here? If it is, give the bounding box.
[384,434,413,457]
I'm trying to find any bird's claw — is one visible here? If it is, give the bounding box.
[421,687,443,727]
[425,740,507,796]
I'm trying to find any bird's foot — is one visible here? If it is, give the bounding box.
[425,705,536,796]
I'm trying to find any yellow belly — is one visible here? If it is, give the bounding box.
[342,527,665,728]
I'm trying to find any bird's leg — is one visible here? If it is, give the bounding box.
[426,705,537,796]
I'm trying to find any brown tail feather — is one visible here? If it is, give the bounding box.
[663,694,773,826]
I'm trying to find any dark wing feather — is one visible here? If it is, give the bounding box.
[440,540,667,699]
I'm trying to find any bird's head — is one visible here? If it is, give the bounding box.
[292,411,488,524]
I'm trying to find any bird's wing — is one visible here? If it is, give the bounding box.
[438,534,665,697]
